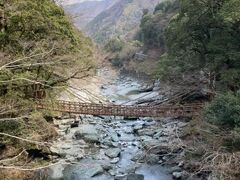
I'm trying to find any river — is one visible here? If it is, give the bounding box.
[43,68,186,180]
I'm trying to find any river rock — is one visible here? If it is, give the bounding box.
[108,169,116,176]
[86,164,104,177]
[110,132,119,142]
[158,160,163,164]
[170,166,182,173]
[153,130,163,139]
[76,154,83,161]
[131,152,144,162]
[84,134,99,143]
[133,124,143,131]
[100,144,109,149]
[49,147,66,157]
[127,174,144,180]
[137,129,155,136]
[101,137,113,146]
[65,162,104,178]
[77,139,86,145]
[101,162,112,170]
[111,142,119,147]
[66,156,75,163]
[110,157,120,164]
[105,148,121,158]
[141,139,160,149]
[172,171,182,179]
[178,161,184,167]
[61,144,71,150]
[144,119,156,126]
[123,126,133,134]
[120,133,135,141]
[115,174,127,179]
[73,125,99,143]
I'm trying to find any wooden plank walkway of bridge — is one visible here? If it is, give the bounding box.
[36,100,204,118]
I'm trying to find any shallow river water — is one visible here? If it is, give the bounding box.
[44,70,180,180]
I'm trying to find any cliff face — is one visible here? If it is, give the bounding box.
[85,0,161,43]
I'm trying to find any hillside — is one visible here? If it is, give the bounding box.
[0,0,93,178]
[63,0,117,29]
[102,0,179,77]
[85,0,161,43]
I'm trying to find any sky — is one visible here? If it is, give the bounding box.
[61,0,103,5]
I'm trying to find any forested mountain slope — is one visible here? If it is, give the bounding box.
[102,0,179,77]
[85,0,161,43]
[155,0,240,179]
[63,0,117,28]
[0,0,93,178]
[138,0,179,48]
[0,0,93,110]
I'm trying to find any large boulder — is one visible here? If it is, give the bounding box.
[105,148,121,158]
[86,164,104,177]
[73,125,100,143]
[49,146,67,157]
[65,164,104,179]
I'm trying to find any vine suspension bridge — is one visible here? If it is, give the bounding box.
[31,84,205,118]
[36,101,204,118]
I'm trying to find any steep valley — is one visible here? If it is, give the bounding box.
[61,0,162,43]
[85,0,161,43]
[1,0,240,180]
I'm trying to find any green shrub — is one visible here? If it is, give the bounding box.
[154,0,179,14]
[0,120,22,135]
[204,93,240,129]
[104,38,124,52]
[111,55,123,67]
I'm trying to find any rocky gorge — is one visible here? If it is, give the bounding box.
[43,68,191,180]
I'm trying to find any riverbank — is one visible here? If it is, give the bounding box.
[0,113,58,180]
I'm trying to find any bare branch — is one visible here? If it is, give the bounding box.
[0,133,52,146]
[0,150,26,164]
[0,161,73,171]
[0,116,28,122]
[0,46,55,70]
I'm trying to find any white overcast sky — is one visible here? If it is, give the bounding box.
[62,0,103,5]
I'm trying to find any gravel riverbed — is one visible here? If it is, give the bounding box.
[44,68,189,180]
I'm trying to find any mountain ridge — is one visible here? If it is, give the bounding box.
[85,0,162,43]
[64,0,118,28]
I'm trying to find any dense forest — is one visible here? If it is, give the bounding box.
[153,0,240,128]
[141,0,240,179]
